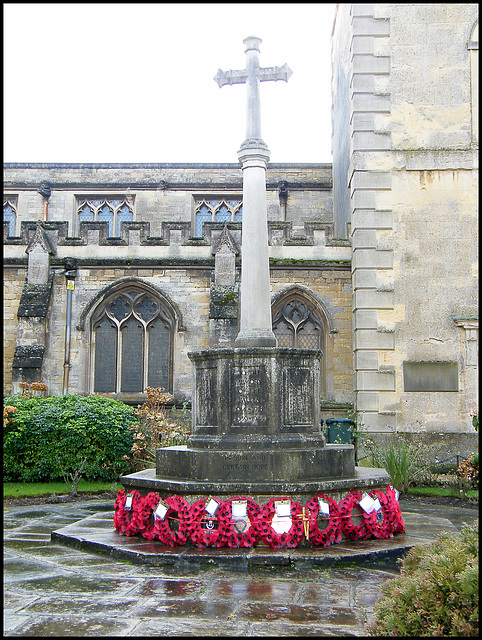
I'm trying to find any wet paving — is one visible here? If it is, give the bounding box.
[4,498,478,636]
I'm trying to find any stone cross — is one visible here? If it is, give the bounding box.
[214,36,292,348]
[214,36,292,143]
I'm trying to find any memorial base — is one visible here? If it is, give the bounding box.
[120,465,390,505]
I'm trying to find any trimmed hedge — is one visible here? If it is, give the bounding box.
[3,394,136,482]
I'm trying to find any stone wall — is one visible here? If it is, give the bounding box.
[3,164,353,408]
[333,3,478,443]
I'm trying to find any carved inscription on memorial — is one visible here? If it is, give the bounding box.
[196,366,217,426]
[230,365,268,426]
[221,452,268,472]
[282,366,313,426]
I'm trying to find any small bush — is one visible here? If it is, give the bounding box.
[364,435,433,494]
[128,386,191,472]
[3,394,136,482]
[368,520,479,637]
[457,454,479,490]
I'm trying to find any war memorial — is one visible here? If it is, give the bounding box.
[113,37,397,552]
[4,4,478,557]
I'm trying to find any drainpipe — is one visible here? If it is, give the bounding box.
[37,181,52,222]
[62,260,78,395]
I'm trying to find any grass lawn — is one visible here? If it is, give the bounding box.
[4,480,123,499]
[407,485,478,500]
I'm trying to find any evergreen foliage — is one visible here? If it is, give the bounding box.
[3,394,135,482]
[369,521,479,636]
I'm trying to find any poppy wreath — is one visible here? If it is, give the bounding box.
[188,497,227,548]
[139,493,191,546]
[113,489,144,536]
[259,497,305,549]
[363,489,393,539]
[338,490,372,541]
[305,494,343,547]
[134,491,161,539]
[217,497,262,548]
[385,485,406,534]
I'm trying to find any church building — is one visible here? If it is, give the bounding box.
[3,4,478,457]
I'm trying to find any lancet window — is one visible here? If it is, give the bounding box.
[3,197,17,237]
[195,198,242,237]
[77,196,134,237]
[90,285,174,395]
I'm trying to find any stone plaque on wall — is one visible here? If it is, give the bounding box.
[231,365,269,426]
[403,361,459,392]
[196,366,218,426]
[282,366,314,426]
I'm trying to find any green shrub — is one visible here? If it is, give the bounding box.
[368,520,479,637]
[3,394,135,482]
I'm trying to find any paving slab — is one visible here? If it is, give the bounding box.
[3,498,478,637]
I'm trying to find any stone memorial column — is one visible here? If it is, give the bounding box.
[215,36,292,348]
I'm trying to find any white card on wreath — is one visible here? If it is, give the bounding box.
[232,500,248,518]
[318,499,330,516]
[359,493,376,514]
[154,501,169,521]
[274,500,291,518]
[372,497,381,512]
[124,494,133,510]
[205,497,221,517]
[271,514,292,534]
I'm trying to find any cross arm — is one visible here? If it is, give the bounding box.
[214,63,293,88]
[256,63,293,83]
[214,68,249,88]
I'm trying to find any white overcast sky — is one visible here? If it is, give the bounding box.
[4,3,336,164]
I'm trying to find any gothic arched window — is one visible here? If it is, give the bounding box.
[90,285,174,395]
[272,295,324,349]
[272,290,330,398]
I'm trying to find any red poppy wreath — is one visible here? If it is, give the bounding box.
[363,489,393,539]
[259,497,304,549]
[338,490,372,541]
[138,493,191,546]
[305,494,343,547]
[385,484,406,534]
[188,497,227,548]
[217,497,262,548]
[113,489,143,537]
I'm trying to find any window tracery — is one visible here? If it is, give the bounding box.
[77,196,134,236]
[195,198,242,236]
[90,285,173,395]
[272,295,323,349]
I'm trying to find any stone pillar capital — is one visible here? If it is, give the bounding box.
[243,36,262,52]
[237,141,271,169]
